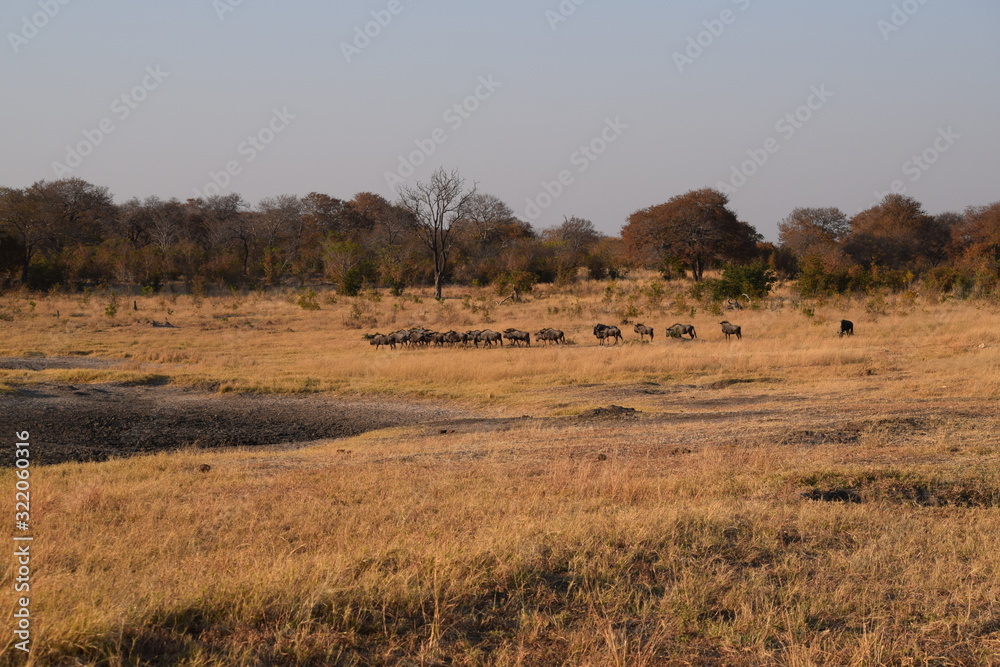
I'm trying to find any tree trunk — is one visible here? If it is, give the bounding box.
[20,248,31,285]
[433,248,447,300]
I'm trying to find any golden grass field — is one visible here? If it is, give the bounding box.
[2,277,1000,665]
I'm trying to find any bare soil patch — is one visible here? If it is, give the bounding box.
[2,383,469,465]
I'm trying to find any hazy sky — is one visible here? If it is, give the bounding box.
[2,1,998,240]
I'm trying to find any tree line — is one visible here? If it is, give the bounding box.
[1,168,998,299]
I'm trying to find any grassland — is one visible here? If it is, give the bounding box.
[2,278,1000,665]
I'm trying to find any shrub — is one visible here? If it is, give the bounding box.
[706,262,777,302]
[297,289,321,311]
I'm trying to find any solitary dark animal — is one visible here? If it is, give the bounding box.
[719,321,742,341]
[535,328,565,345]
[133,300,138,311]
[593,324,623,345]
[633,324,654,341]
[503,328,531,347]
[199,464,212,473]
[839,320,854,337]
[667,323,697,339]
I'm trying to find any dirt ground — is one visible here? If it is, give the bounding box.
[1,357,472,465]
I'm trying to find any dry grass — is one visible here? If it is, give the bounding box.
[3,280,1000,664]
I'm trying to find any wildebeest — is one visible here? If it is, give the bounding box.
[368,333,393,350]
[719,321,742,341]
[408,329,431,346]
[478,329,503,348]
[633,324,654,341]
[839,319,854,337]
[389,330,410,347]
[535,328,566,345]
[593,324,623,345]
[462,330,481,347]
[667,323,697,339]
[503,328,531,347]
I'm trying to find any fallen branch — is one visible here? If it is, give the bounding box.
[496,289,520,306]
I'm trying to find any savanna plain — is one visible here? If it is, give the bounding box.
[2,277,1000,666]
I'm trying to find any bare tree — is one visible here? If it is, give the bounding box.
[0,187,43,284]
[461,193,517,244]
[256,195,304,284]
[397,168,477,299]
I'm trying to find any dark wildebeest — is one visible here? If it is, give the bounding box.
[719,321,742,341]
[593,324,623,345]
[478,330,503,348]
[535,328,565,345]
[442,330,462,345]
[368,333,393,350]
[463,330,482,347]
[839,320,854,337]
[633,324,654,341]
[667,323,697,339]
[389,330,410,347]
[503,328,531,347]
[408,330,430,346]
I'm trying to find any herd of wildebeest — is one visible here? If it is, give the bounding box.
[366,319,856,350]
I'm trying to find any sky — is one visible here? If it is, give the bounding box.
[2,0,998,241]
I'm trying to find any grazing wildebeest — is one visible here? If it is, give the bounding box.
[839,320,854,337]
[667,323,697,339]
[478,329,503,348]
[633,324,654,341]
[719,321,742,341]
[503,328,531,347]
[593,324,623,345]
[368,333,393,350]
[535,328,566,345]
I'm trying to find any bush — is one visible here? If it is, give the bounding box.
[297,289,321,310]
[705,262,777,302]
[493,271,537,297]
[104,291,120,318]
